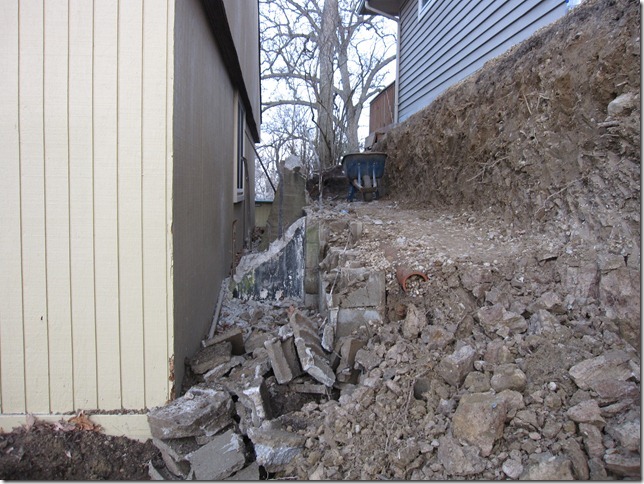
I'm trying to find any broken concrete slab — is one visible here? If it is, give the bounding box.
[185,429,247,480]
[225,461,261,481]
[452,392,507,457]
[152,436,199,477]
[289,309,335,387]
[329,268,386,309]
[335,337,365,383]
[247,422,306,472]
[264,336,304,384]
[204,355,246,382]
[148,460,179,481]
[289,381,329,395]
[336,308,383,339]
[189,341,232,374]
[203,327,245,355]
[233,217,305,301]
[354,347,383,372]
[606,419,640,452]
[147,386,234,439]
[603,450,641,477]
[239,377,273,427]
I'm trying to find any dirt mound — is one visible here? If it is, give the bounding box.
[376,0,640,251]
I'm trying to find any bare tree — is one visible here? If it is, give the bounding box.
[260,0,396,171]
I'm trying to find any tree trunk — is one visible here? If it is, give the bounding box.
[318,0,338,170]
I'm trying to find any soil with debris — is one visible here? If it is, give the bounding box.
[0,0,639,480]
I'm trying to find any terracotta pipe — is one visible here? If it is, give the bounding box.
[396,267,429,292]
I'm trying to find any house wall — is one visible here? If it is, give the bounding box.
[398,0,567,121]
[0,0,175,426]
[171,0,259,395]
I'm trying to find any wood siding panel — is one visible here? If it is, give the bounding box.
[44,0,74,412]
[1,0,174,418]
[93,0,122,409]
[19,0,50,413]
[0,0,26,413]
[117,0,145,409]
[398,0,567,121]
[142,0,170,407]
[69,0,98,409]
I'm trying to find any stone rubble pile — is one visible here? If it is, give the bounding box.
[146,203,640,480]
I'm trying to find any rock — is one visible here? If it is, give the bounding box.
[566,399,605,428]
[562,438,590,480]
[588,457,608,480]
[568,350,634,391]
[603,450,641,477]
[490,363,527,392]
[421,325,454,350]
[402,303,427,339]
[598,267,640,349]
[475,304,527,337]
[527,309,561,336]
[502,458,524,479]
[607,91,639,117]
[437,436,486,476]
[147,387,234,439]
[536,291,566,314]
[392,440,420,469]
[520,453,574,480]
[437,345,476,387]
[248,422,306,472]
[606,420,640,453]
[497,389,525,418]
[464,371,491,393]
[452,392,507,456]
[354,348,382,371]
[579,423,604,459]
[189,341,232,374]
[185,429,246,480]
[484,340,514,365]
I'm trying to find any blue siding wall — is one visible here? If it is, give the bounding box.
[398,0,568,121]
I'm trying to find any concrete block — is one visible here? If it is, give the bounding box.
[331,268,386,308]
[203,327,245,355]
[189,341,232,374]
[264,337,304,384]
[336,338,366,383]
[289,382,329,395]
[151,440,193,478]
[147,386,234,439]
[294,337,336,387]
[186,429,247,480]
[240,377,273,427]
[248,423,306,472]
[336,308,383,339]
[225,461,261,480]
[204,355,246,383]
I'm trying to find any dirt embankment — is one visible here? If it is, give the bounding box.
[376,0,640,251]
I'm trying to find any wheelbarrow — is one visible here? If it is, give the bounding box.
[341,152,387,202]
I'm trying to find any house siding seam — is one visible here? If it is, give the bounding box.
[398,0,567,121]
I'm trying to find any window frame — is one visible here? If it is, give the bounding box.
[418,0,433,18]
[234,98,246,203]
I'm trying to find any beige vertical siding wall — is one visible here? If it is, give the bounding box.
[0,0,175,416]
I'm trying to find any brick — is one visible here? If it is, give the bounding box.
[264,337,303,384]
[203,327,245,355]
[185,429,246,480]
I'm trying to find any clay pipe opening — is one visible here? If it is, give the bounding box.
[396,267,429,292]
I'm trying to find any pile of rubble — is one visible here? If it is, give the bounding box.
[146,200,640,480]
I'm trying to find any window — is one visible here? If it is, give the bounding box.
[235,99,245,203]
[418,0,433,18]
